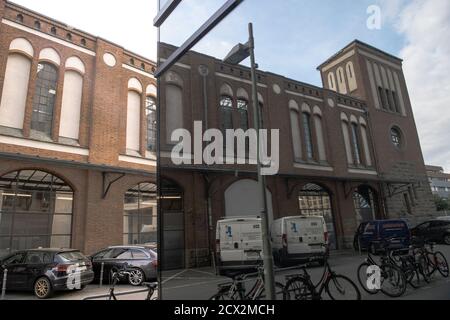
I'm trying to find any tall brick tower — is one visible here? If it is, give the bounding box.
[318,40,436,222]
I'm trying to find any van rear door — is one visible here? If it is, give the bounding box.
[286,217,325,254]
[240,221,263,261]
[219,221,243,263]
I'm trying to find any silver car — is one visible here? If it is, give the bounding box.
[91,245,157,286]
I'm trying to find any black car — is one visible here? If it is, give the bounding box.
[0,249,94,299]
[411,220,450,245]
[91,245,157,286]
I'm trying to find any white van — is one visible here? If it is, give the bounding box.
[216,217,263,274]
[271,216,328,266]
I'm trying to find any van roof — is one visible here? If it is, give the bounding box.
[218,217,261,223]
[277,216,324,220]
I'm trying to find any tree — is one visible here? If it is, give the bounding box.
[434,195,450,212]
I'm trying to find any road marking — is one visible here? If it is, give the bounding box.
[165,279,225,291]
[162,269,188,285]
[188,269,217,277]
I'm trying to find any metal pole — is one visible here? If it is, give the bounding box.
[1,268,7,300]
[99,262,104,288]
[248,22,275,300]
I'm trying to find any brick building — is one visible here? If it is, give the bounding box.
[158,40,436,269]
[0,0,157,257]
[426,165,450,199]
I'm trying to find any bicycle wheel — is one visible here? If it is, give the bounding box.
[210,289,239,300]
[357,263,379,295]
[283,277,315,300]
[380,264,407,298]
[326,275,361,301]
[434,252,449,278]
[255,282,285,300]
[417,254,432,282]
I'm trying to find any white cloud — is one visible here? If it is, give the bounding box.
[391,0,450,171]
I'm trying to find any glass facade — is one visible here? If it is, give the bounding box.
[31,63,58,136]
[0,170,73,257]
[299,183,337,250]
[123,183,157,245]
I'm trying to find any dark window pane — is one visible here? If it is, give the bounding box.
[302,113,314,160]
[146,96,157,151]
[0,213,12,236]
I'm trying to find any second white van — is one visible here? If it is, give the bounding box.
[271,216,328,266]
[216,217,263,275]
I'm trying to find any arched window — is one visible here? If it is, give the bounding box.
[146,96,157,152]
[314,114,327,162]
[219,96,234,134]
[360,122,372,167]
[66,33,72,41]
[51,26,57,35]
[328,72,336,91]
[302,112,314,160]
[0,170,74,255]
[391,127,403,148]
[34,21,41,30]
[237,99,248,131]
[165,84,183,144]
[126,78,142,153]
[80,38,86,46]
[337,67,347,94]
[346,62,357,92]
[59,57,85,141]
[0,39,33,130]
[341,115,353,165]
[123,183,157,245]
[350,122,362,165]
[31,62,58,136]
[289,101,302,161]
[16,14,23,23]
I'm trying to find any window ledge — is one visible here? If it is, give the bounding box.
[0,125,23,138]
[293,162,334,172]
[58,137,81,147]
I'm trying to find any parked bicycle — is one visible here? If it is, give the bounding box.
[210,250,285,300]
[283,249,361,300]
[357,238,407,298]
[108,267,157,301]
[413,239,449,279]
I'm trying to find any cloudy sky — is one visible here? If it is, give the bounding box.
[11,0,450,171]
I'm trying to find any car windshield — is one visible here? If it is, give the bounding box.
[56,251,86,262]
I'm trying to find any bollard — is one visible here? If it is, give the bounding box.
[1,268,7,300]
[99,262,105,288]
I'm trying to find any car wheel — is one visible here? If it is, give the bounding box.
[128,269,145,286]
[34,277,53,299]
[444,234,450,245]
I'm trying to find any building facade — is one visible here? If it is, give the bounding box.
[426,165,450,199]
[0,0,157,257]
[158,40,436,270]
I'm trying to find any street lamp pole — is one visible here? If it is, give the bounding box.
[248,22,276,300]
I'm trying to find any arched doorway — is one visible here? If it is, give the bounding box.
[224,179,274,222]
[298,183,337,250]
[0,170,73,256]
[123,182,157,245]
[161,179,184,270]
[353,185,378,225]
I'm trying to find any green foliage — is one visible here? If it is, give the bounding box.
[434,195,450,211]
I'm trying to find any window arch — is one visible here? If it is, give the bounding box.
[313,107,327,162]
[126,78,142,153]
[16,14,23,23]
[341,114,353,165]
[59,57,85,141]
[359,118,372,167]
[31,62,59,136]
[346,61,357,92]
[34,21,41,30]
[302,112,314,160]
[123,183,157,245]
[328,72,336,91]
[350,122,362,165]
[219,96,234,134]
[51,26,57,35]
[391,126,403,149]
[39,48,61,66]
[337,67,347,94]
[0,38,33,130]
[146,96,157,152]
[289,100,302,160]
[0,170,74,255]
[66,33,72,41]
[165,83,183,144]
